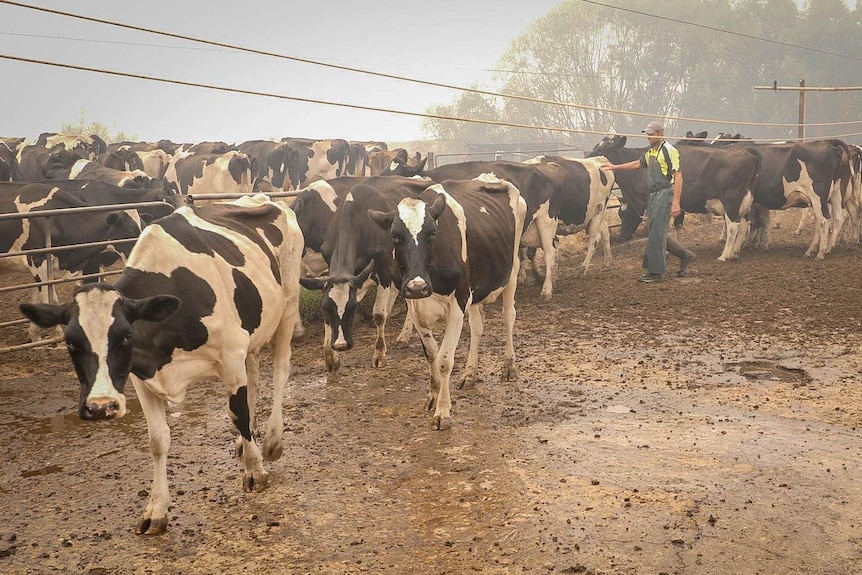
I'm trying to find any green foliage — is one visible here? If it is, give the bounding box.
[60,109,138,144]
[424,0,862,149]
[299,287,322,323]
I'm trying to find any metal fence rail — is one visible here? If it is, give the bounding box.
[0,192,302,355]
[1,186,617,354]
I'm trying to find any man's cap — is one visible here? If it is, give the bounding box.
[643,121,664,135]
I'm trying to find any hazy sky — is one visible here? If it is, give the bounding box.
[0,1,564,145]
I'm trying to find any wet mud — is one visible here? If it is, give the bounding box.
[1,210,861,574]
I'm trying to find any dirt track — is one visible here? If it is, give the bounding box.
[1,211,861,575]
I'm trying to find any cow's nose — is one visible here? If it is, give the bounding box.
[81,400,120,421]
[404,278,432,299]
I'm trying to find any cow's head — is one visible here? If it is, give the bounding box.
[19,284,180,421]
[381,153,427,177]
[299,260,374,351]
[368,193,446,299]
[588,134,626,160]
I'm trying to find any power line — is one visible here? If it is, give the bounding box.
[2,0,859,131]
[4,52,861,144]
[0,30,781,89]
[576,0,862,63]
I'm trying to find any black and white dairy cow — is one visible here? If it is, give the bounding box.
[386,160,563,301]
[19,195,303,535]
[163,150,253,197]
[524,155,616,276]
[745,140,852,259]
[299,177,431,371]
[238,139,292,191]
[98,148,145,172]
[368,176,526,429]
[0,183,147,341]
[44,158,158,189]
[281,138,350,188]
[134,148,172,180]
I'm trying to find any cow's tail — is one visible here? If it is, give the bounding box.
[743,146,762,184]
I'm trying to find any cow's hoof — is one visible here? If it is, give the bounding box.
[243,471,269,493]
[326,358,341,373]
[501,360,517,382]
[541,292,553,303]
[262,440,283,462]
[393,338,410,349]
[372,354,387,368]
[458,373,475,390]
[136,516,168,536]
[434,415,452,430]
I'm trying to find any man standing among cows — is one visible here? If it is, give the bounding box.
[601,121,695,282]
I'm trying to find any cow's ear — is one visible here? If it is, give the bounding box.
[351,260,375,288]
[428,194,447,220]
[367,208,394,230]
[616,135,627,147]
[414,157,427,172]
[299,277,325,291]
[19,303,70,328]
[126,295,180,323]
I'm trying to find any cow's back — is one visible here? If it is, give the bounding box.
[115,195,302,378]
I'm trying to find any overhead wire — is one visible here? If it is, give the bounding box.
[2,0,861,131]
[4,53,860,144]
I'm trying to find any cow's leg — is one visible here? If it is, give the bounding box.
[235,350,260,457]
[224,350,269,493]
[394,312,414,348]
[827,193,846,253]
[323,322,340,372]
[458,304,485,389]
[500,273,518,382]
[795,208,811,234]
[732,216,751,259]
[578,215,609,276]
[371,284,398,367]
[536,215,558,301]
[433,304,465,430]
[718,214,741,262]
[262,311,296,462]
[600,219,613,268]
[806,203,830,259]
[408,299,447,419]
[132,377,171,535]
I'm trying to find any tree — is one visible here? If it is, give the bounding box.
[60,109,137,144]
[422,89,507,152]
[425,0,862,150]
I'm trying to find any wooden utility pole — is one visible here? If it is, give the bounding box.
[754,80,862,141]
[797,79,805,141]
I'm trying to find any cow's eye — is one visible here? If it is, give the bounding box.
[123,331,133,345]
[65,342,78,353]
[390,233,401,244]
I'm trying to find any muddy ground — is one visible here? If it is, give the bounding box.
[1,210,861,575]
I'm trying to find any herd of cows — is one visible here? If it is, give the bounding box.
[1,129,859,534]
